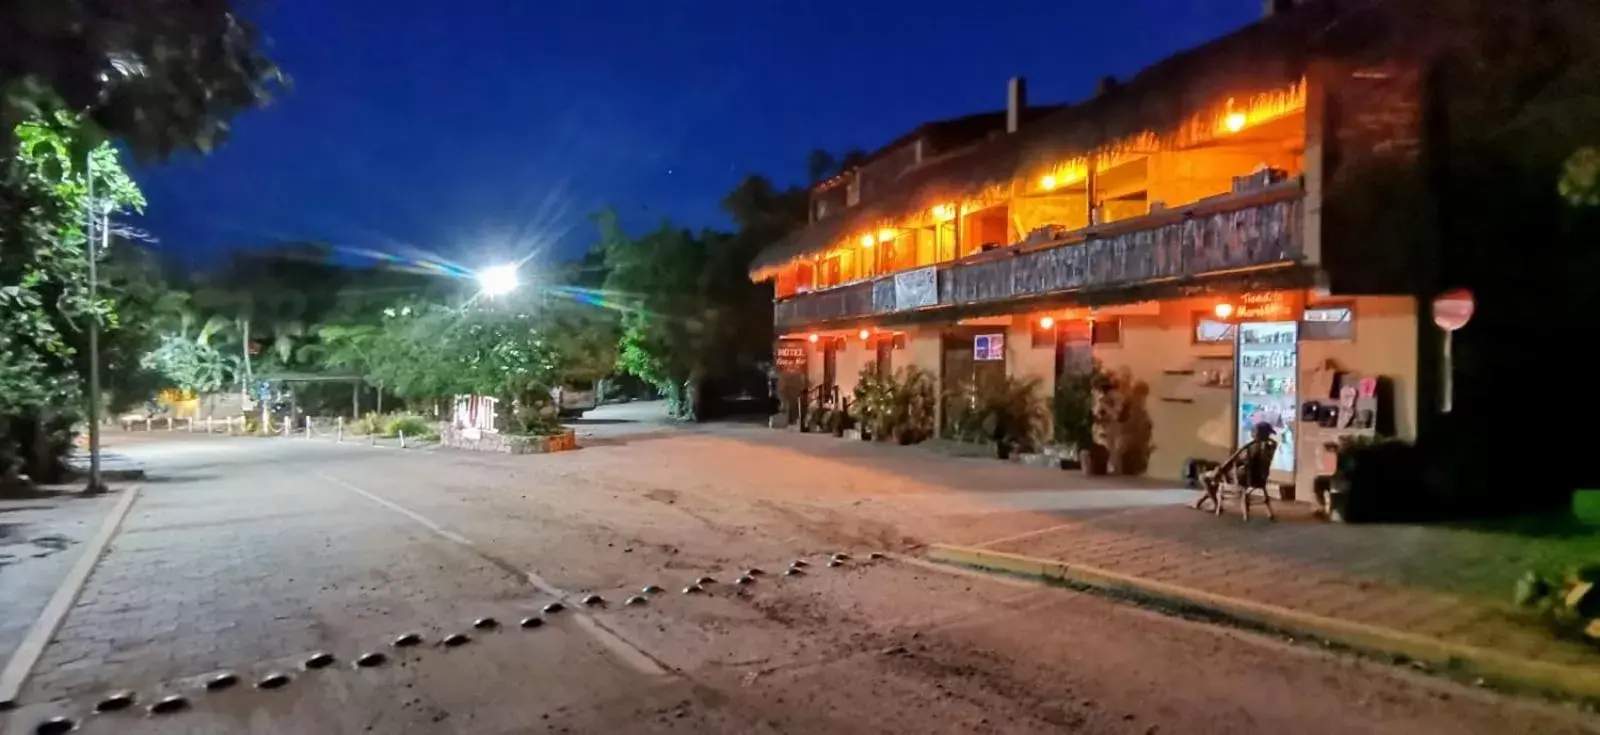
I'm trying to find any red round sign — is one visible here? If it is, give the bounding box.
[1432,288,1475,331]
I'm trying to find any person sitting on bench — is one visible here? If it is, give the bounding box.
[1192,422,1278,520]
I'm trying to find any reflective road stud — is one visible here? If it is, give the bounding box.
[149,695,189,715]
[34,716,75,735]
[442,633,472,648]
[257,673,291,690]
[205,672,239,691]
[95,691,135,712]
[519,616,545,629]
[303,652,336,670]
[392,633,423,648]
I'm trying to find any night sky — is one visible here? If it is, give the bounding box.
[135,0,1258,269]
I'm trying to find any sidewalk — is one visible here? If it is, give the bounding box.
[929,500,1600,701]
[0,489,125,683]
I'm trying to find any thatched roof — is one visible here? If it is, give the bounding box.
[750,0,1367,281]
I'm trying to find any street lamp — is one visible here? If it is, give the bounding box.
[477,264,519,297]
[80,156,115,495]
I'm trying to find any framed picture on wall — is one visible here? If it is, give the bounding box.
[1192,312,1237,344]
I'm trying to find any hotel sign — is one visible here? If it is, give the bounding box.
[775,341,808,372]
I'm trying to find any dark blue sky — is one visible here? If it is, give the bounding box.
[136,0,1258,268]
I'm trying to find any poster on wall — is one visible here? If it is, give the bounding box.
[1234,321,1297,474]
[973,333,1005,361]
[893,266,938,309]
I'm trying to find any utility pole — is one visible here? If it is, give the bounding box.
[83,155,105,495]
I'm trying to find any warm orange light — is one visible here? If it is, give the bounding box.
[859,233,875,248]
[808,333,820,343]
[1214,303,1235,319]
[858,329,870,341]
[1040,174,1058,191]
[931,203,956,222]
[1038,316,1055,330]
[1224,111,1247,133]
[877,228,897,241]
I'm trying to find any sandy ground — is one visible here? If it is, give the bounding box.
[2,412,1594,734]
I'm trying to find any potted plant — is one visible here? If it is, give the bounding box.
[1052,361,1102,472]
[899,367,937,445]
[851,366,890,442]
[977,374,1046,460]
[829,407,852,437]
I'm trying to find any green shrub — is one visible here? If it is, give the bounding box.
[511,405,564,436]
[1052,360,1105,451]
[1514,567,1600,647]
[944,374,1047,453]
[382,414,436,440]
[1333,435,1429,522]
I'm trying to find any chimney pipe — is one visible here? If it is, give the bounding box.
[1006,77,1027,134]
[1263,0,1295,16]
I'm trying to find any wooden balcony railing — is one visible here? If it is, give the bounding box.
[774,187,1305,329]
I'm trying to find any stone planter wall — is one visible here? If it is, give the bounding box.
[439,426,577,454]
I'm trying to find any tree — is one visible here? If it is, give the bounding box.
[598,171,807,419]
[1,112,144,483]
[1,0,285,159]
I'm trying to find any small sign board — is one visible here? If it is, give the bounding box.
[973,333,1005,361]
[775,340,808,372]
[1432,288,1474,331]
[1231,291,1305,322]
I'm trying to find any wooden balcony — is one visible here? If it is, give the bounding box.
[774,185,1306,329]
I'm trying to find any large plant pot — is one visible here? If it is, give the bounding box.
[1079,445,1110,476]
[1328,490,1351,523]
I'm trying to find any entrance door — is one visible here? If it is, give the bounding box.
[1054,319,1093,384]
[875,339,893,376]
[940,330,1008,437]
[941,335,974,437]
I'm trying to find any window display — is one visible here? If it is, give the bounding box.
[1235,321,1297,474]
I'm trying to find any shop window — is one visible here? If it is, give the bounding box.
[1091,318,1122,345]
[1192,312,1238,344]
[1302,303,1354,341]
[795,261,815,292]
[818,256,841,288]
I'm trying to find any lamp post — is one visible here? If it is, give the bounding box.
[83,155,105,495]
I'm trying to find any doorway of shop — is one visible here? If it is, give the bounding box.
[941,329,1007,437]
[821,339,838,402]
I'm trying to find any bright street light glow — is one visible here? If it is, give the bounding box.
[477,264,518,296]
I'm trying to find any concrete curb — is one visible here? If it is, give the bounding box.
[926,543,1600,702]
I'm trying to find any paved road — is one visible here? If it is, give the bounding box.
[3,414,1594,734]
